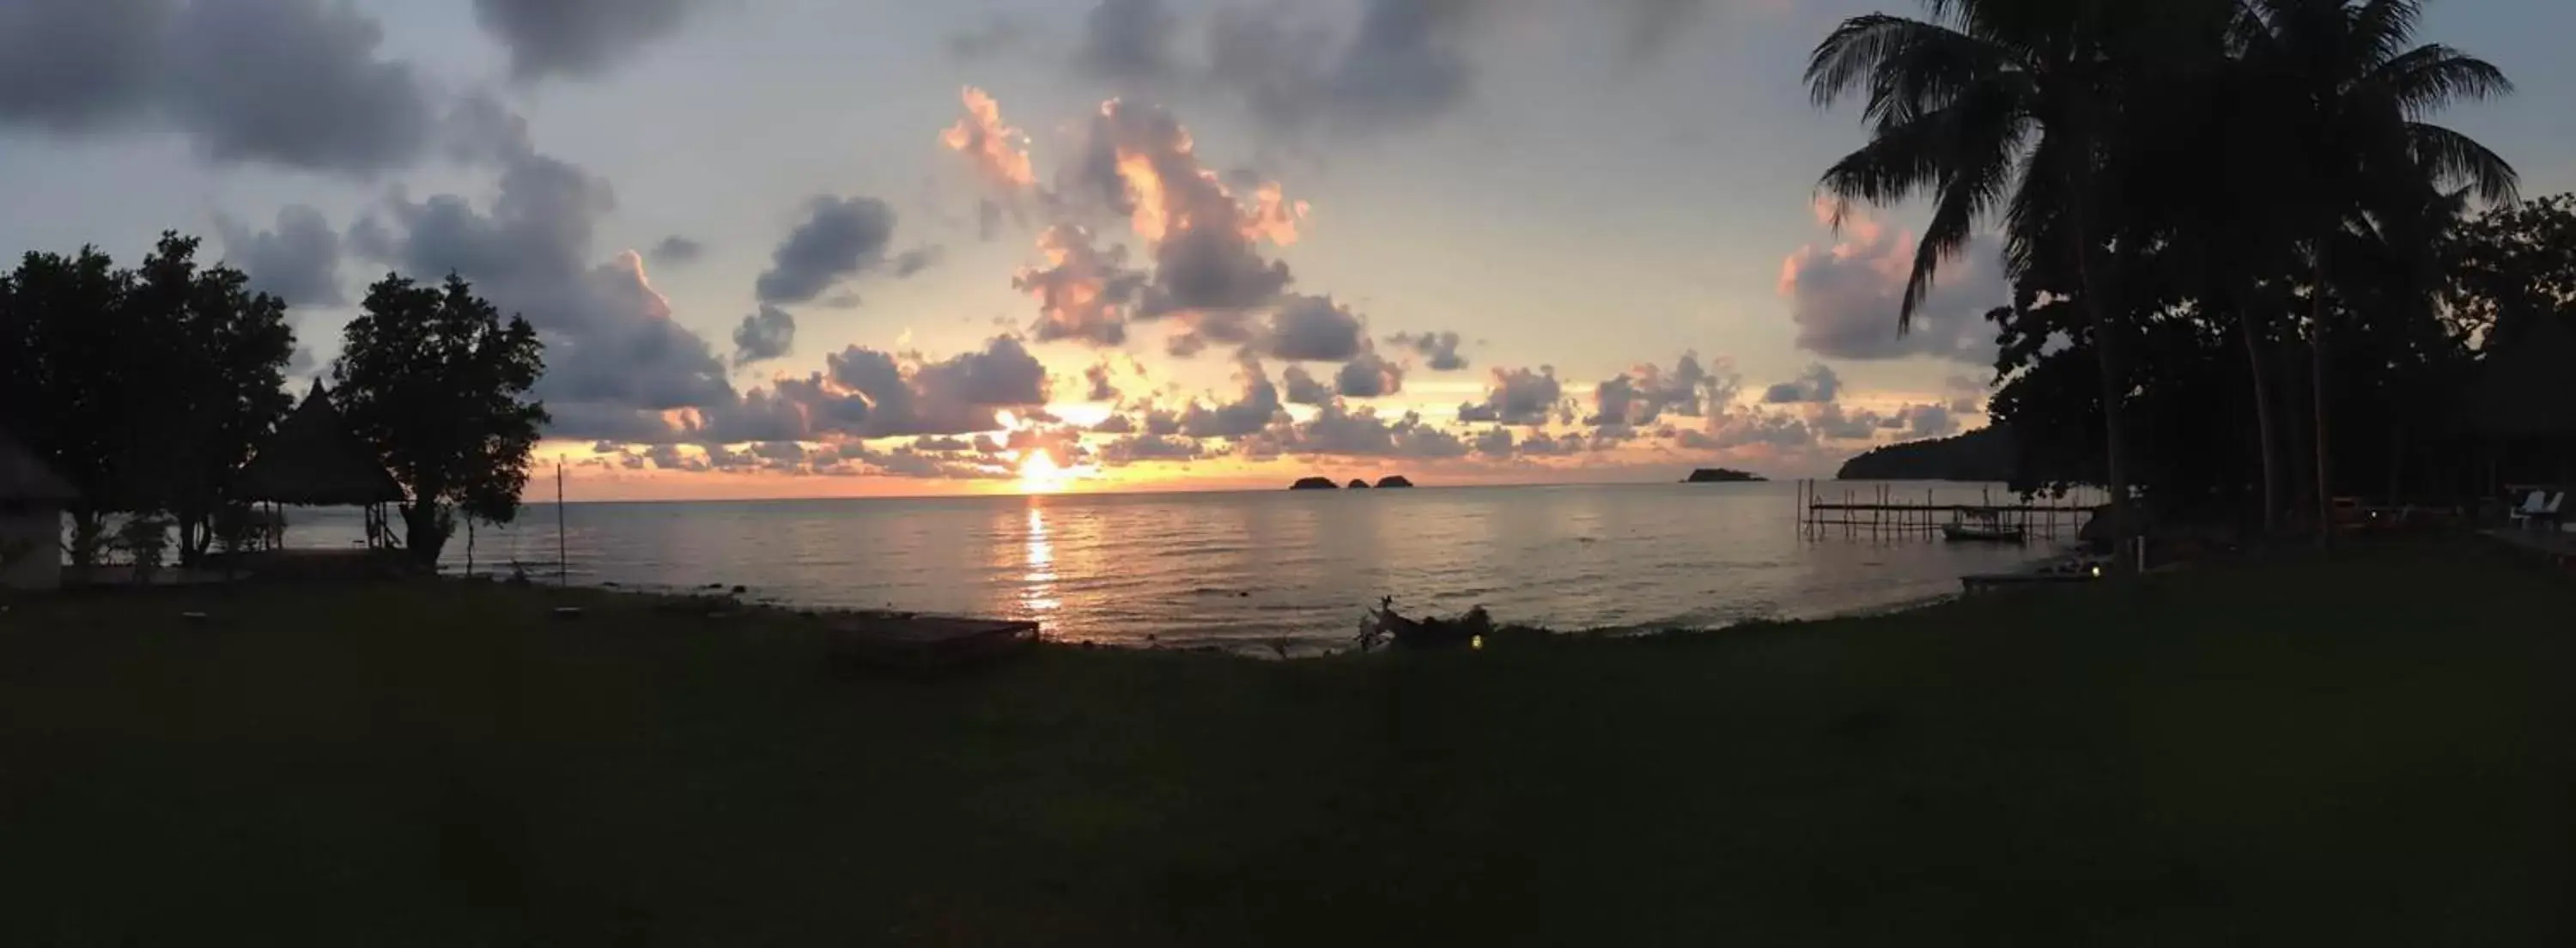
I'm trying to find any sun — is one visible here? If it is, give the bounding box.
[1018,449,1068,494]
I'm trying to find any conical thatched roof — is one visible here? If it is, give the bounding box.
[235,381,406,506]
[0,428,76,503]
[2472,313,2576,439]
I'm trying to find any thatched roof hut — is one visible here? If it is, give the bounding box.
[235,381,405,507]
[1,428,75,591]
[0,428,76,505]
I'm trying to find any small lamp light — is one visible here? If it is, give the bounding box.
[1471,634,1485,651]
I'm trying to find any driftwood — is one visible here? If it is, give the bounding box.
[1362,596,1494,651]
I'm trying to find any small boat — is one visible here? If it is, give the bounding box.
[1941,511,2027,544]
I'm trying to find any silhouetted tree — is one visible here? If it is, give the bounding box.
[0,247,135,565]
[1804,0,2216,550]
[124,234,295,565]
[2233,0,2517,534]
[334,274,547,566]
[2447,193,2576,342]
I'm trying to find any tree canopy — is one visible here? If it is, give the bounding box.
[334,273,549,566]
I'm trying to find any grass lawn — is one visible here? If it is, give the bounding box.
[1,538,2569,946]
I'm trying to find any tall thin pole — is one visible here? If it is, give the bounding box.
[556,461,568,588]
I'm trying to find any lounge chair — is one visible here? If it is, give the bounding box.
[2510,491,2564,530]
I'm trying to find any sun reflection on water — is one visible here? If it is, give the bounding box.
[1021,501,1060,617]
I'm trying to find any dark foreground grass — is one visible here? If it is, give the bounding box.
[1,538,2570,946]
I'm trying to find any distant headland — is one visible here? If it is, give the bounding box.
[1685,468,1767,483]
[1289,477,1340,490]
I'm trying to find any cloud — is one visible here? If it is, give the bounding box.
[1178,358,1286,438]
[948,16,1032,61]
[1762,363,1843,404]
[731,305,795,368]
[1084,362,1122,402]
[1388,330,1467,371]
[349,119,738,441]
[775,335,1052,441]
[1897,403,1959,439]
[1282,364,1335,406]
[215,205,344,307]
[471,0,697,82]
[1206,0,1484,137]
[1076,100,1305,317]
[1014,224,1147,346]
[943,87,1038,192]
[1099,434,1209,465]
[754,196,900,307]
[1091,414,1138,434]
[1456,367,1563,427]
[1078,0,1178,80]
[648,235,705,267]
[1259,294,1366,362]
[0,0,452,173]
[1283,401,1469,459]
[1780,210,2006,364]
[1335,351,1404,398]
[1589,353,1732,428]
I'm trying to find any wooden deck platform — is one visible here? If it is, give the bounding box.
[1959,572,2100,595]
[824,613,1042,671]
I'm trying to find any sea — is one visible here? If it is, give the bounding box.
[288,482,2080,653]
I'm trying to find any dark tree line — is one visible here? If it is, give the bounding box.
[1809,0,2538,540]
[1,236,548,569]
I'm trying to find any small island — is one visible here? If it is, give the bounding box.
[1374,476,1415,489]
[1346,479,1372,489]
[1685,468,1767,483]
[1289,477,1340,490]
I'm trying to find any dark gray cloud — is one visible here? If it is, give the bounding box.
[1809,404,1886,441]
[0,0,173,133]
[756,196,900,306]
[0,0,443,173]
[1388,330,1467,371]
[1783,223,2005,364]
[1283,402,1468,459]
[775,336,1051,440]
[1335,351,1404,398]
[471,0,697,82]
[1762,364,1843,404]
[349,120,738,441]
[1261,295,1367,362]
[1456,367,1562,427]
[732,305,795,368]
[1078,0,1177,80]
[648,235,705,267]
[1100,434,1209,465]
[215,205,344,307]
[1091,413,1137,434]
[1282,364,1334,406]
[1178,360,1286,438]
[1206,0,1482,137]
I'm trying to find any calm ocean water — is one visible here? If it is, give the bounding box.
[289,482,2074,651]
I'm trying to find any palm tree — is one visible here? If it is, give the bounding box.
[2231,0,2516,536]
[1805,0,2220,552]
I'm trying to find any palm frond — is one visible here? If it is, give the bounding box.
[2350,0,2427,69]
[2407,122,2519,204]
[2373,44,2513,117]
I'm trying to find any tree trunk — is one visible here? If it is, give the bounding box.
[2310,245,2334,545]
[401,500,451,568]
[2233,290,2283,536]
[2063,151,2134,568]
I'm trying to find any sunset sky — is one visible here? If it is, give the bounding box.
[3,0,2570,499]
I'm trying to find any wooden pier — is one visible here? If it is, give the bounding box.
[1795,480,2100,541]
